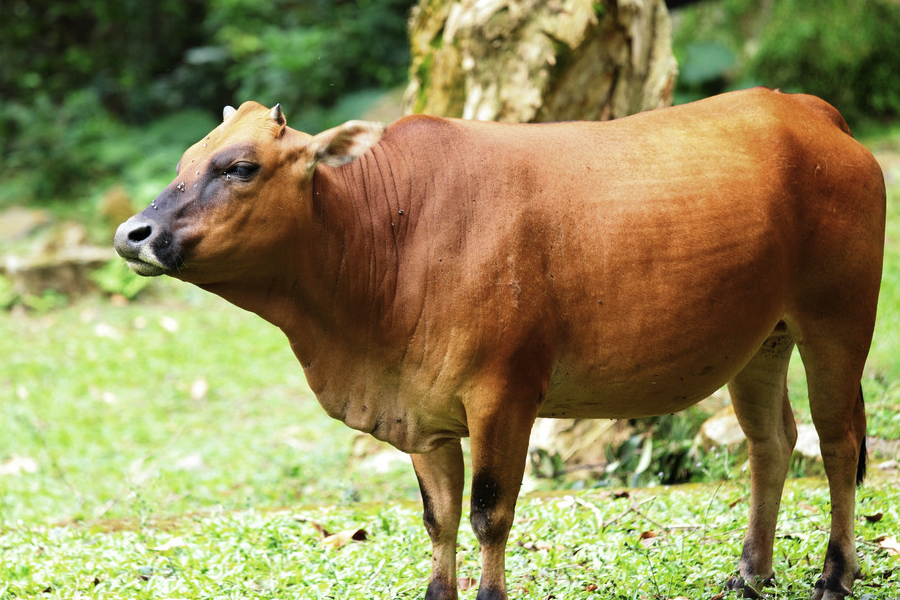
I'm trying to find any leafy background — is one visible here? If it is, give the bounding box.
[2,1,900,598]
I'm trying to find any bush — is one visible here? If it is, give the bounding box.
[747,0,900,121]
[0,92,215,208]
[2,0,416,207]
[207,0,415,119]
[672,0,900,123]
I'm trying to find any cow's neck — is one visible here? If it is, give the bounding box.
[214,157,413,389]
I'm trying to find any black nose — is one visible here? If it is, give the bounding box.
[114,216,156,258]
[127,223,153,243]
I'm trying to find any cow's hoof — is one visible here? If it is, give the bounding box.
[424,578,458,600]
[724,574,771,598]
[809,577,852,600]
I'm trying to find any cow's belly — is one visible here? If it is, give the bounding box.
[539,357,740,419]
[538,298,785,419]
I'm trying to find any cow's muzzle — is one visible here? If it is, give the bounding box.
[114,216,171,277]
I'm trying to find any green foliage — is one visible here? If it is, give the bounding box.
[207,0,415,116]
[748,0,900,121]
[2,0,415,207]
[672,0,900,123]
[674,41,738,104]
[90,260,154,300]
[0,276,16,309]
[0,0,212,122]
[1,479,898,598]
[604,412,709,488]
[0,94,215,208]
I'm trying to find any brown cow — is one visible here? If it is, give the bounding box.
[114,88,885,600]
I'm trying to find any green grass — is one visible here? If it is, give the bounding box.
[1,282,421,527]
[1,479,898,598]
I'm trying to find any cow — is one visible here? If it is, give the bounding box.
[114,88,885,600]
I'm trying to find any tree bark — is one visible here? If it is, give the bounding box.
[403,0,678,122]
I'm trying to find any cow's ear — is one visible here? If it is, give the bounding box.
[308,120,385,168]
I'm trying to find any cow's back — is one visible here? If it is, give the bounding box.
[335,88,884,424]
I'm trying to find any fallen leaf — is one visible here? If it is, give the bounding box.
[151,536,186,552]
[864,512,884,523]
[190,378,209,401]
[321,528,368,550]
[638,530,659,548]
[457,577,477,590]
[110,294,128,307]
[877,535,900,556]
[93,322,120,339]
[518,540,558,552]
[302,520,331,537]
[0,456,39,476]
[159,316,179,332]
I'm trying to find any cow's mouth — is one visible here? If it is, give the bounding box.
[114,215,175,277]
[121,256,169,277]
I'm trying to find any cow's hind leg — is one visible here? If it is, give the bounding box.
[793,330,868,600]
[412,439,465,600]
[725,331,797,598]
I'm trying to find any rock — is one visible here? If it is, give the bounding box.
[794,423,821,459]
[350,434,411,473]
[529,417,634,478]
[697,402,823,461]
[0,218,114,298]
[0,207,53,242]
[2,244,114,297]
[698,404,746,452]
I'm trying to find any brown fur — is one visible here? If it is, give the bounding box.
[115,88,885,600]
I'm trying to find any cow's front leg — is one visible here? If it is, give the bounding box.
[412,439,465,600]
[467,401,538,600]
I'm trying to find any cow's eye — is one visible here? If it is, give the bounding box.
[224,162,259,181]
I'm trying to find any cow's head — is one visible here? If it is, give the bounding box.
[114,102,383,285]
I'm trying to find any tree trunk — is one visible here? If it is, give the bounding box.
[403,0,679,480]
[403,0,678,122]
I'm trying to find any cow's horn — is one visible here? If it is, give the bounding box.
[270,103,286,126]
[223,105,237,121]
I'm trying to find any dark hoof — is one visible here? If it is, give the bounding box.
[810,575,852,600]
[724,575,771,599]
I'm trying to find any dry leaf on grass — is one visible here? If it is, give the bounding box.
[457,577,477,590]
[876,535,900,556]
[638,530,658,547]
[151,536,186,552]
[321,528,368,550]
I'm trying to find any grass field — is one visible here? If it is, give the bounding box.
[2,137,900,598]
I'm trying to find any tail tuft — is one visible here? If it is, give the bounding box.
[856,383,867,487]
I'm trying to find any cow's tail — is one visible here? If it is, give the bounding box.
[856,383,867,487]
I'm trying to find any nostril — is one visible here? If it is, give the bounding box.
[127,224,153,244]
